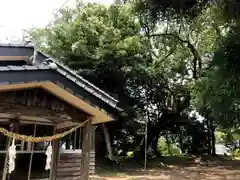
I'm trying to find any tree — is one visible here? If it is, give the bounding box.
[134,0,240,156]
[31,2,154,157]
[192,0,240,130]
[30,0,238,159]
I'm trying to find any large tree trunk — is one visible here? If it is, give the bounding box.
[102,124,114,160]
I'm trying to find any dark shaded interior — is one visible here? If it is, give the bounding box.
[7,154,49,180]
[0,122,84,180]
[0,124,53,180]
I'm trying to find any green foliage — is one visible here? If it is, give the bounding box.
[31,3,148,114]
[157,137,181,156]
[30,0,240,158]
[193,26,240,129]
[215,131,234,144]
[134,0,209,22]
[32,3,143,68]
[215,131,227,144]
[232,149,240,159]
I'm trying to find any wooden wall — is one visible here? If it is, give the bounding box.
[0,88,89,123]
[56,126,96,180]
[56,151,95,180]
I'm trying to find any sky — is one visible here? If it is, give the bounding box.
[0,0,114,42]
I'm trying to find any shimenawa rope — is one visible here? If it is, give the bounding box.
[0,120,89,142]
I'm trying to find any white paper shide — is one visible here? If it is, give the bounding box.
[45,142,52,170]
[8,138,16,174]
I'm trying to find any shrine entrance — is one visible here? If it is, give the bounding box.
[0,86,94,180]
[0,124,53,180]
[0,43,120,180]
[0,122,93,180]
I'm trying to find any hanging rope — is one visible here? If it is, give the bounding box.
[0,120,90,143]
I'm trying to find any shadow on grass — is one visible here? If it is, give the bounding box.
[92,156,240,180]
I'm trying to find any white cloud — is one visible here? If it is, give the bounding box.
[0,0,69,29]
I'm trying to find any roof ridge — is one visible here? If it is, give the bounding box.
[56,61,119,102]
[40,53,119,103]
[0,64,118,108]
[0,43,119,106]
[0,43,34,48]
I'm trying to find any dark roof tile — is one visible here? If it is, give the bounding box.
[0,43,119,109]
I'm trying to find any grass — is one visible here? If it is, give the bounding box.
[90,156,240,180]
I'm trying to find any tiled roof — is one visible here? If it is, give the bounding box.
[52,60,118,103]
[0,43,119,109]
[0,43,34,48]
[39,51,119,107]
[0,65,50,71]
[0,64,118,109]
[54,62,118,108]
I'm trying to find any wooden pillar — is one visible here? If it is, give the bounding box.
[78,128,82,149]
[80,120,92,180]
[90,126,96,174]
[50,128,60,180]
[2,119,19,180]
[2,137,11,180]
[27,124,37,180]
[90,126,96,151]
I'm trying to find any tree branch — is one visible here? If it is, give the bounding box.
[149,33,202,79]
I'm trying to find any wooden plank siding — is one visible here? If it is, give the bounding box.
[56,151,95,180]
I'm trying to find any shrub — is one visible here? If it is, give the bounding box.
[232,148,240,159]
[157,137,181,156]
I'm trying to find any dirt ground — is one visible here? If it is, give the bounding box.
[91,156,240,180]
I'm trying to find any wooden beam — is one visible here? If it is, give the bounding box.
[0,150,47,154]
[0,113,54,125]
[80,120,92,180]
[0,102,72,122]
[0,88,89,121]
[0,82,114,124]
[56,121,85,130]
[0,56,29,61]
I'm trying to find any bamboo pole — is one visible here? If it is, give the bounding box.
[27,124,37,180]
[144,111,149,170]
